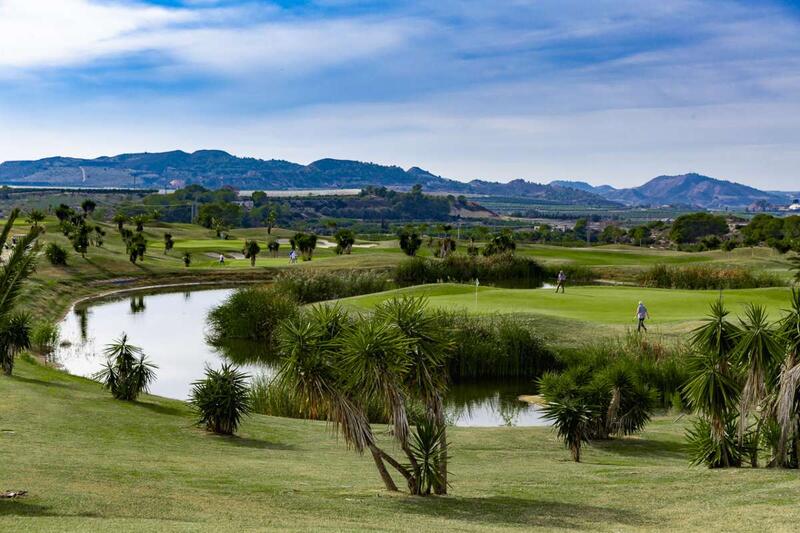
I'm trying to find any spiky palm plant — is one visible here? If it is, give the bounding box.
[0,209,42,376]
[773,289,800,467]
[190,364,252,435]
[733,304,783,450]
[408,417,449,495]
[374,296,453,493]
[683,298,742,466]
[94,334,157,401]
[542,399,595,462]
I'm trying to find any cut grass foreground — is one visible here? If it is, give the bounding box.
[4,358,800,532]
[340,284,795,341]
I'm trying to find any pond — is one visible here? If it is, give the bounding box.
[55,287,546,427]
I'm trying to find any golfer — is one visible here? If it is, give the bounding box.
[636,301,650,332]
[555,270,566,293]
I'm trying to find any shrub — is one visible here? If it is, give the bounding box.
[44,242,69,266]
[272,269,393,303]
[31,321,59,356]
[94,334,157,401]
[190,363,252,435]
[435,311,560,381]
[637,264,783,290]
[395,253,547,288]
[207,286,299,343]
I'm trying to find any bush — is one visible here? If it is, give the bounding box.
[207,287,299,343]
[190,364,252,435]
[44,242,69,266]
[637,264,783,290]
[272,269,393,303]
[94,334,157,401]
[395,253,547,288]
[31,321,59,356]
[435,311,560,381]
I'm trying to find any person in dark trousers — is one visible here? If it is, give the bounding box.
[636,301,650,332]
[555,270,566,293]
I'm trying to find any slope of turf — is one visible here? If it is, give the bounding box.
[4,358,800,531]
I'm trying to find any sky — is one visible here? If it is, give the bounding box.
[1,0,799,189]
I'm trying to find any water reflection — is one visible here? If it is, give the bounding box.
[129,295,146,314]
[446,381,547,427]
[56,288,547,426]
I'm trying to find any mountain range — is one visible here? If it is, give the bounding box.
[551,173,796,209]
[0,150,793,209]
[0,150,616,206]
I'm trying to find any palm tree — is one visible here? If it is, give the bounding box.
[0,312,32,376]
[243,239,261,266]
[94,333,157,401]
[131,215,149,232]
[25,209,45,228]
[112,213,128,231]
[375,297,452,494]
[277,305,437,494]
[683,299,742,467]
[733,304,782,458]
[334,229,356,255]
[0,209,42,376]
[542,399,594,462]
[163,233,174,254]
[773,289,800,467]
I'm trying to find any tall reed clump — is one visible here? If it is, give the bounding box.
[435,311,560,381]
[272,269,393,303]
[207,286,299,343]
[395,253,547,288]
[637,264,783,290]
[31,321,60,357]
[543,264,595,285]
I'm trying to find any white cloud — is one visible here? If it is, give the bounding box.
[0,0,190,68]
[0,0,422,76]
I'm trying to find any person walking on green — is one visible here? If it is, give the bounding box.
[636,301,650,332]
[555,270,566,293]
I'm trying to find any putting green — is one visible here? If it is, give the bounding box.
[341,283,794,328]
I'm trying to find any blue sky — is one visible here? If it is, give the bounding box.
[1,0,799,188]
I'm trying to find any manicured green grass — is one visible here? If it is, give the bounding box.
[340,284,795,340]
[4,357,800,532]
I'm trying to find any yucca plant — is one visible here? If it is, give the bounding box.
[686,414,742,468]
[408,417,449,495]
[0,209,42,376]
[94,334,157,401]
[683,298,742,466]
[542,399,595,462]
[275,299,454,495]
[733,304,782,453]
[375,296,452,494]
[190,364,252,435]
[773,289,800,467]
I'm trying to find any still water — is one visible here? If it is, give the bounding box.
[56,288,546,427]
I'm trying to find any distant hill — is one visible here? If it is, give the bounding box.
[0,150,617,206]
[550,174,788,209]
[549,180,618,195]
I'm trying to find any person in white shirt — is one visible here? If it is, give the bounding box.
[636,301,650,332]
[555,270,566,293]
